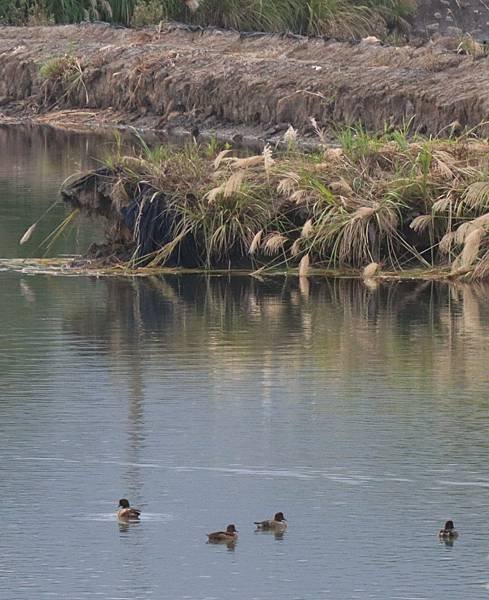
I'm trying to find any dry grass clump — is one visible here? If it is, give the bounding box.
[61,126,489,279]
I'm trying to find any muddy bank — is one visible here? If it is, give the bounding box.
[1,23,489,139]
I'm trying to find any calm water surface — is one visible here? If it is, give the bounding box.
[1,126,489,600]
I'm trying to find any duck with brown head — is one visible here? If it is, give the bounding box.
[117,498,141,521]
[438,520,458,539]
[254,512,288,531]
[207,524,238,543]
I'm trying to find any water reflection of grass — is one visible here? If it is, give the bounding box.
[60,276,489,395]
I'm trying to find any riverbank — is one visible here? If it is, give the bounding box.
[1,23,489,143]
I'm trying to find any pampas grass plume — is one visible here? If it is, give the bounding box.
[213,149,232,170]
[264,233,286,255]
[363,262,379,278]
[249,230,263,255]
[262,144,274,172]
[223,170,244,198]
[354,206,376,219]
[19,223,37,245]
[290,239,301,256]
[301,219,313,238]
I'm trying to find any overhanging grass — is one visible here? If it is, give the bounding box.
[59,126,489,280]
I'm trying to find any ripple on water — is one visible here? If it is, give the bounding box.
[85,513,174,523]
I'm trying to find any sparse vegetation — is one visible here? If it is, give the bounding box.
[61,126,489,280]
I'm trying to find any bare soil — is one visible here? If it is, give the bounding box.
[1,22,489,141]
[413,0,489,39]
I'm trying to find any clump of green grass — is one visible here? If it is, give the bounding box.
[39,53,89,107]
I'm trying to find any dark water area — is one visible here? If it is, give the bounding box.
[1,126,489,600]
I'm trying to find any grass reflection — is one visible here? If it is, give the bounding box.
[61,276,489,396]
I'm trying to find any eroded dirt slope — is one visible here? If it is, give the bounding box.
[1,23,489,137]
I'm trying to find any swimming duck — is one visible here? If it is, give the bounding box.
[207,524,238,543]
[117,498,141,521]
[438,520,458,539]
[254,512,287,531]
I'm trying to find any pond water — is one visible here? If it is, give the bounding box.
[1,125,489,600]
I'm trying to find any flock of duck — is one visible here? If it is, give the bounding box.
[117,499,457,545]
[117,499,287,543]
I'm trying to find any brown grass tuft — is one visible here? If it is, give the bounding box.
[410,215,432,233]
[301,219,314,238]
[249,230,263,255]
[263,144,275,173]
[223,170,245,198]
[205,184,224,203]
[354,206,376,219]
[229,155,263,170]
[277,172,300,196]
[264,233,286,256]
[290,239,301,256]
[213,149,232,170]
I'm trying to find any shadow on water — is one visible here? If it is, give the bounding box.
[60,275,489,395]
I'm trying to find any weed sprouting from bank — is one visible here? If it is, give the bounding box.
[39,53,89,107]
[60,127,489,280]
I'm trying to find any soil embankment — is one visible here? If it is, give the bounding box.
[1,23,489,140]
[413,0,489,39]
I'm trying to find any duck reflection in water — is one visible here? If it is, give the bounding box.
[210,538,236,551]
[118,517,142,535]
[118,520,130,534]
